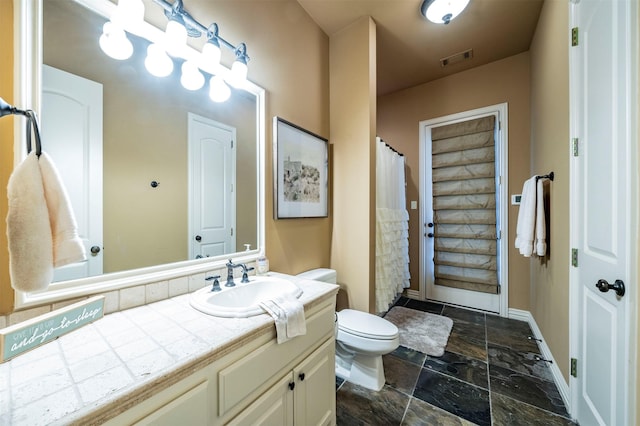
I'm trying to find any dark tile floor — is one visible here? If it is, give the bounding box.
[335,298,576,425]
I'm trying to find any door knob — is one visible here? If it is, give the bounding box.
[427,233,434,238]
[427,222,434,228]
[595,279,625,297]
[90,245,101,255]
[195,235,202,242]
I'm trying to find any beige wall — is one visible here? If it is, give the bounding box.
[529,0,570,382]
[378,52,532,311]
[329,17,377,313]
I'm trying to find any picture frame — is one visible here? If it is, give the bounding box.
[273,117,328,219]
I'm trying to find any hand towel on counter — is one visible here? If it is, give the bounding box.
[515,176,537,257]
[39,152,86,267]
[7,151,54,292]
[535,178,547,257]
[259,295,307,344]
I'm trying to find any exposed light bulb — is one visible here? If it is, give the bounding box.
[99,21,133,60]
[423,0,470,24]
[200,40,221,72]
[111,0,145,30]
[165,19,187,57]
[145,43,173,77]
[228,57,248,88]
[181,60,205,91]
[209,75,231,102]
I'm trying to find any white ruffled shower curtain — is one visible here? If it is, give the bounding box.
[376,137,410,312]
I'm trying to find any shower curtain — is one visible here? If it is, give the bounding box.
[376,137,410,312]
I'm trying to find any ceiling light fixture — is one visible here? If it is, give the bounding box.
[420,0,470,25]
[99,0,250,100]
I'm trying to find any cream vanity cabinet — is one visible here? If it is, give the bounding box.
[104,297,336,426]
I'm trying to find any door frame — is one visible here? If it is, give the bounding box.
[417,103,509,316]
[567,0,638,422]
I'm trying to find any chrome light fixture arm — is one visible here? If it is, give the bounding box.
[151,0,250,63]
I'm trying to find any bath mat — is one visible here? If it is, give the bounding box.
[384,306,453,357]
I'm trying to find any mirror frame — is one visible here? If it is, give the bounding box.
[13,0,266,309]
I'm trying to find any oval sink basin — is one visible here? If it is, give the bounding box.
[189,276,303,318]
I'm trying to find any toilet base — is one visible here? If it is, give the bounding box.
[335,353,386,391]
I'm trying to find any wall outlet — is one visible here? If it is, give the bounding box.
[410,200,418,210]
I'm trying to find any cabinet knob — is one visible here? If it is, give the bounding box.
[298,373,305,381]
[288,382,295,391]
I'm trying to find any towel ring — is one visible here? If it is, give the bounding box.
[0,96,42,157]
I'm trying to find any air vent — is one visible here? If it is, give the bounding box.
[440,49,473,67]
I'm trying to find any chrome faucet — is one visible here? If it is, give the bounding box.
[240,264,255,283]
[225,259,243,287]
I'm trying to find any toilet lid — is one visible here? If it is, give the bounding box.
[337,309,399,340]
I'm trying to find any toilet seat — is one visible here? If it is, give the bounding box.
[337,309,398,340]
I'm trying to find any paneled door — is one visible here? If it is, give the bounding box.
[570,0,637,424]
[188,113,236,259]
[420,104,508,315]
[42,65,103,282]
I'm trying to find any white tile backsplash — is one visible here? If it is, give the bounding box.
[145,281,169,303]
[119,286,146,310]
[168,276,189,297]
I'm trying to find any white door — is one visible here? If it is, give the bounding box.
[419,104,508,315]
[42,65,103,282]
[188,113,236,259]
[570,0,636,424]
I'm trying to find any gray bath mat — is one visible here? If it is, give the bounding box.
[384,306,453,357]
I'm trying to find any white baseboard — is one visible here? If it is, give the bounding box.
[508,308,571,413]
[405,289,421,299]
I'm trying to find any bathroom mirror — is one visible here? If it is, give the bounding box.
[14,0,265,307]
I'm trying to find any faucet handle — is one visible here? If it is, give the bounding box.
[206,275,221,292]
[240,265,255,283]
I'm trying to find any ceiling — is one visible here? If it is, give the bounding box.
[296,0,544,96]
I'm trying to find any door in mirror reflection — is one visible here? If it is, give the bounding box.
[189,113,236,259]
[43,65,104,282]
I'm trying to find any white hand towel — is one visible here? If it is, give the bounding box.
[535,178,547,256]
[515,176,537,257]
[6,151,54,292]
[259,295,306,344]
[39,152,86,267]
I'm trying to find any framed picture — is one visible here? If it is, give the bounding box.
[273,117,328,219]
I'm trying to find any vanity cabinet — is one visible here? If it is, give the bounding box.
[102,297,336,426]
[228,338,335,426]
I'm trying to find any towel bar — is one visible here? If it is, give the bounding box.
[536,172,554,181]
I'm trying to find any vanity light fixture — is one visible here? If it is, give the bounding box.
[420,0,470,25]
[99,0,250,99]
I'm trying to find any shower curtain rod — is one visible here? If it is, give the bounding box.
[379,137,404,157]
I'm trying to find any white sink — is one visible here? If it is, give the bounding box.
[189,275,303,318]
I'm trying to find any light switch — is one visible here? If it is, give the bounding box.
[410,200,418,210]
[511,194,522,205]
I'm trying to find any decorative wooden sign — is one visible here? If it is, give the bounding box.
[0,295,105,363]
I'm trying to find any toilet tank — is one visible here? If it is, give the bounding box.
[296,268,337,284]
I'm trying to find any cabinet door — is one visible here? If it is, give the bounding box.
[132,381,209,426]
[293,339,336,426]
[227,373,294,426]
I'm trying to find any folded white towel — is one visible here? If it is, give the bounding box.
[39,152,86,267]
[515,176,537,257]
[535,178,547,257]
[7,151,54,292]
[259,295,306,344]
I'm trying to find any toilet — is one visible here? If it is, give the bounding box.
[297,268,399,391]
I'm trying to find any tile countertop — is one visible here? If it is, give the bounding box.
[0,273,339,426]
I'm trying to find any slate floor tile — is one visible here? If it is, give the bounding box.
[424,351,488,389]
[336,381,409,426]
